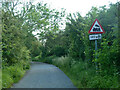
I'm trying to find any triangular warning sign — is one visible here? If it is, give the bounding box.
[88,19,105,34]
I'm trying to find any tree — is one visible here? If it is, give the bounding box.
[64,13,85,60]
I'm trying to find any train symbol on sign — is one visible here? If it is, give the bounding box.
[93,24,100,32]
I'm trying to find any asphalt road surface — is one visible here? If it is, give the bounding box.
[12,62,76,88]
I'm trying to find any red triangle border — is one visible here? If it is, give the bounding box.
[88,19,105,34]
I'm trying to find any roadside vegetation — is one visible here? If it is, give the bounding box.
[40,2,120,88]
[1,1,120,88]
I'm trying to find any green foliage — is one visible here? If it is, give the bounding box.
[1,1,120,89]
[52,56,119,88]
[0,69,2,89]
[65,13,85,60]
[2,7,31,65]
[2,64,25,88]
[44,31,69,57]
[30,40,43,61]
[43,55,57,64]
[2,72,13,88]
[87,75,119,88]
[52,56,72,68]
[68,61,96,88]
[34,54,42,61]
[51,46,66,57]
[94,39,119,76]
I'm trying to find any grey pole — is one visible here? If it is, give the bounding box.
[95,40,97,56]
[95,39,98,73]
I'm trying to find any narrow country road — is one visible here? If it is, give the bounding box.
[12,62,76,88]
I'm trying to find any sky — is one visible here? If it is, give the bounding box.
[32,0,118,16]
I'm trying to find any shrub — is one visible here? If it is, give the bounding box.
[87,75,119,88]
[43,55,57,64]
[32,51,42,61]
[69,61,96,88]
[52,46,66,57]
[2,64,26,88]
[52,56,72,68]
[95,39,119,76]
[20,60,30,70]
[2,72,13,88]
[42,55,120,88]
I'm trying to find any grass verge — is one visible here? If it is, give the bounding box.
[2,63,30,88]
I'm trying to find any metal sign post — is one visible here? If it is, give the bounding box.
[88,19,105,74]
[95,39,98,73]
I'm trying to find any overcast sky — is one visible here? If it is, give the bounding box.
[32,0,118,16]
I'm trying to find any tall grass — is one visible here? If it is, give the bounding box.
[51,56,120,88]
[52,56,71,67]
